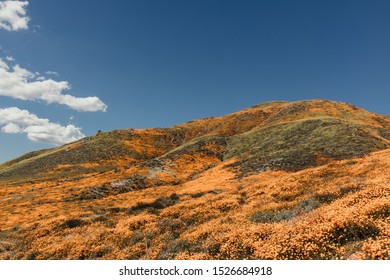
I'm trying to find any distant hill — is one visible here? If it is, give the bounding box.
[1,99,389,183]
[1,99,390,260]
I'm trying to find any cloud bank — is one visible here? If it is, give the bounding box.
[0,107,85,145]
[0,1,29,31]
[0,58,108,112]
[0,0,107,147]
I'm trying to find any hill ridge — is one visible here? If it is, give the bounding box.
[1,99,390,184]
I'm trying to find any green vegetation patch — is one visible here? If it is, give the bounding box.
[225,117,388,175]
[0,130,139,181]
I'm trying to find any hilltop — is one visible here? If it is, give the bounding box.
[1,99,390,260]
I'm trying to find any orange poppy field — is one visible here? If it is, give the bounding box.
[1,99,389,260]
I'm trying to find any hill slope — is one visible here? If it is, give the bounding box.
[0,99,390,260]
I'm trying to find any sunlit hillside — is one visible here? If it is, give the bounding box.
[1,99,389,260]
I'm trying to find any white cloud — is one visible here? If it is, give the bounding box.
[2,122,22,133]
[45,70,59,76]
[0,1,29,31]
[0,59,108,112]
[0,58,8,69]
[0,107,85,145]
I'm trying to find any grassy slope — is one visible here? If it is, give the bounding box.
[1,99,390,260]
[2,99,389,182]
[1,149,389,260]
[226,117,388,174]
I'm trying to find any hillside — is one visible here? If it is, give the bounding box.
[1,99,390,260]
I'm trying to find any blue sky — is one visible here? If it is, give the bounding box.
[0,0,390,163]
